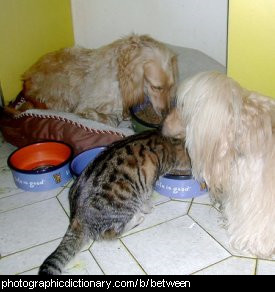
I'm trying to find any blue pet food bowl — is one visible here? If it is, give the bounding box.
[155,174,207,199]
[8,141,73,192]
[71,146,207,199]
[70,146,106,176]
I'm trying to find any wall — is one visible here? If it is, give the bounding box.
[71,0,228,65]
[0,0,74,104]
[227,0,275,98]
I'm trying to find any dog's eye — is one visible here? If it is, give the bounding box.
[151,85,163,91]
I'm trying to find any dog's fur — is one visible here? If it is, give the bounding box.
[162,71,275,258]
[22,34,178,126]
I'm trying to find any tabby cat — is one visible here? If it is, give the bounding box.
[39,130,190,275]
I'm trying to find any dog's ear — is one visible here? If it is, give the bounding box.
[117,42,145,118]
[239,93,274,156]
[180,72,275,191]
[177,72,242,189]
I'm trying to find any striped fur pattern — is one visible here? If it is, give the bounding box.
[39,130,190,275]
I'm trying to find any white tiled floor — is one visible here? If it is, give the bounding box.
[0,134,275,275]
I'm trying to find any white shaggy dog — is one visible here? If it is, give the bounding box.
[162,71,275,258]
[22,34,178,126]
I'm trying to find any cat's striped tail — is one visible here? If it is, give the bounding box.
[39,219,85,275]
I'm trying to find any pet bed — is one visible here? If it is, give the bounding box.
[0,45,225,154]
[0,106,133,156]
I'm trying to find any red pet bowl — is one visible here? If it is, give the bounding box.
[8,141,73,191]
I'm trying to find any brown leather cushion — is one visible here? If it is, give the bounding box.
[0,95,133,156]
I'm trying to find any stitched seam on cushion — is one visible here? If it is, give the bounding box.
[15,112,125,138]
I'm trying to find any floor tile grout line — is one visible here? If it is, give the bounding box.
[187,198,194,214]
[0,180,71,203]
[0,237,63,260]
[17,267,39,275]
[187,200,259,258]
[0,189,27,201]
[56,195,70,219]
[119,238,147,275]
[152,197,190,207]
[120,199,191,237]
[121,213,189,238]
[90,213,269,274]
[2,181,151,275]
[0,189,198,214]
[16,248,105,275]
[254,258,258,275]
[187,213,260,261]
[188,200,214,207]
[87,249,106,275]
[153,198,171,206]
[187,212,234,256]
[171,196,218,209]
[191,255,260,275]
[0,189,67,215]
[255,257,275,263]
[88,239,146,275]
[190,255,233,275]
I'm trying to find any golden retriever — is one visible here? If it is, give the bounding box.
[22,34,178,126]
